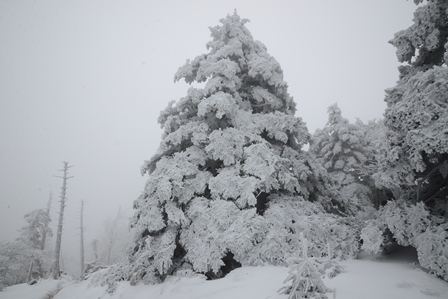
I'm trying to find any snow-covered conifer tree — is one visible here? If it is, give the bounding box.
[19,209,52,281]
[310,103,376,217]
[18,209,52,251]
[279,234,332,299]
[100,12,356,289]
[376,0,448,213]
[363,0,448,282]
[0,208,52,286]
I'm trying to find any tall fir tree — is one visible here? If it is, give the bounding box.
[99,12,357,289]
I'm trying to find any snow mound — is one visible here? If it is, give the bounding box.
[54,266,288,299]
[1,275,72,299]
[3,256,448,299]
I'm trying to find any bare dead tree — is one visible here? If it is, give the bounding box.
[26,260,34,284]
[103,207,126,264]
[91,239,99,261]
[52,161,73,279]
[41,191,53,251]
[79,200,85,276]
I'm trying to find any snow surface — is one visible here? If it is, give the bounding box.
[2,251,448,299]
[0,275,72,299]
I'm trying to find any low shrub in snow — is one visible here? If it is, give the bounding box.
[279,234,338,299]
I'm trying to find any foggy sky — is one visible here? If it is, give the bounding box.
[0,0,416,275]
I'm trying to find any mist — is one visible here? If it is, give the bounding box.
[0,0,415,276]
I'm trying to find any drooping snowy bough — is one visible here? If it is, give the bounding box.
[97,12,357,291]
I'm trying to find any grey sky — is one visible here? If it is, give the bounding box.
[0,0,415,275]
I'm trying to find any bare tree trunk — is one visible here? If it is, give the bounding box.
[60,251,65,274]
[105,207,124,264]
[52,162,73,279]
[26,260,33,283]
[41,191,53,251]
[106,243,112,265]
[91,239,99,261]
[79,200,85,277]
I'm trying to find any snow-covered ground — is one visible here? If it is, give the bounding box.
[2,249,448,299]
[0,275,73,299]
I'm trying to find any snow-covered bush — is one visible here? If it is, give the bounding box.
[90,262,130,293]
[250,196,358,266]
[323,243,345,279]
[360,221,385,254]
[0,240,43,287]
[361,200,448,280]
[414,221,448,281]
[361,200,429,251]
[278,234,333,299]
[82,261,107,280]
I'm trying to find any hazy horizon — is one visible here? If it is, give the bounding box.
[0,0,416,276]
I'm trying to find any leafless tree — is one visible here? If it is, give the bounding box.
[41,191,53,251]
[79,200,85,276]
[100,207,128,265]
[52,161,73,279]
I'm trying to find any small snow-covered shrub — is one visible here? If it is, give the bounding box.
[82,261,107,280]
[323,244,344,279]
[279,234,333,299]
[360,221,386,254]
[0,240,45,287]
[90,262,133,294]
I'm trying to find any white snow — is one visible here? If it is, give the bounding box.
[0,275,72,299]
[2,251,448,299]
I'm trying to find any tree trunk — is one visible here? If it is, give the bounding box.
[41,191,53,251]
[52,162,73,279]
[79,200,85,277]
[26,260,33,283]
